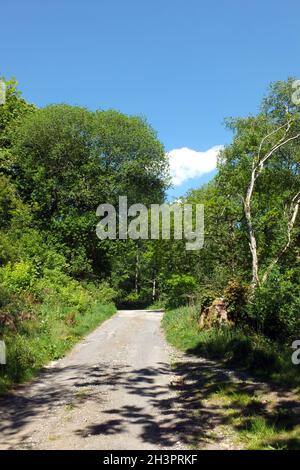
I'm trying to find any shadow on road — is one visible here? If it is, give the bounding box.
[1,356,300,449]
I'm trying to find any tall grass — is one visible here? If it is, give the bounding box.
[0,300,115,394]
[162,306,300,388]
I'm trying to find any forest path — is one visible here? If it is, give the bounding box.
[0,310,185,450]
[3,310,295,450]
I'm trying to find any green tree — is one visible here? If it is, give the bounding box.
[0,77,34,175]
[219,79,300,289]
[11,105,169,278]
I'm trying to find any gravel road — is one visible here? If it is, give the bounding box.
[0,310,184,450]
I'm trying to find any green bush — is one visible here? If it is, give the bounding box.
[164,274,197,308]
[0,283,11,308]
[224,279,249,324]
[249,268,300,342]
[86,281,117,304]
[0,246,116,393]
[0,260,36,293]
[4,334,36,382]
[0,295,116,392]
[124,292,140,303]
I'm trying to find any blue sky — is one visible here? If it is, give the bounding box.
[1,0,300,198]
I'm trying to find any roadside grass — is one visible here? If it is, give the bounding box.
[238,417,300,450]
[0,301,115,395]
[162,306,300,450]
[209,383,300,450]
[162,306,300,388]
[145,301,166,311]
[204,382,267,448]
[208,382,260,406]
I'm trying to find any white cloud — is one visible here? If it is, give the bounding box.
[167,145,223,186]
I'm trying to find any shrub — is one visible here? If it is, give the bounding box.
[249,267,300,342]
[164,274,197,307]
[0,260,36,293]
[224,279,249,325]
[124,292,139,303]
[87,281,117,304]
[4,334,36,382]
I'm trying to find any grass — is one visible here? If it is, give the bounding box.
[214,385,300,450]
[162,305,300,388]
[209,382,260,407]
[0,300,116,394]
[240,417,278,450]
[65,403,77,411]
[145,301,166,310]
[162,305,300,450]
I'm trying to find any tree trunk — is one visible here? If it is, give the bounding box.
[261,190,300,284]
[152,276,156,302]
[135,248,139,295]
[244,167,260,289]
[243,123,300,291]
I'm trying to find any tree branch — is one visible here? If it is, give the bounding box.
[258,130,300,173]
[257,122,290,161]
[243,119,300,290]
[262,190,300,284]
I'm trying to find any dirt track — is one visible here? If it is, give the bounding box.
[2,309,297,450]
[0,310,183,450]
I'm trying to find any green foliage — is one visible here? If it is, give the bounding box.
[160,79,300,355]
[0,260,37,294]
[85,281,117,304]
[1,77,174,393]
[124,292,140,303]
[0,77,35,174]
[1,75,300,394]
[0,300,115,392]
[92,109,169,205]
[224,279,249,324]
[4,334,36,382]
[163,306,300,387]
[10,103,168,278]
[164,274,197,307]
[249,267,300,342]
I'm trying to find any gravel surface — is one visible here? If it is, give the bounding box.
[2,309,298,450]
[0,310,184,450]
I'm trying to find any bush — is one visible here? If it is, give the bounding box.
[0,246,117,393]
[87,281,117,304]
[0,284,11,308]
[224,279,249,324]
[0,293,116,393]
[4,334,36,382]
[0,260,36,293]
[164,274,197,308]
[249,268,300,342]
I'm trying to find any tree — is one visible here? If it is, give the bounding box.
[0,77,34,176]
[219,79,300,290]
[11,105,169,278]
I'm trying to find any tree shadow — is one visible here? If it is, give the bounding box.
[1,355,299,449]
[0,362,111,446]
[73,358,300,449]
